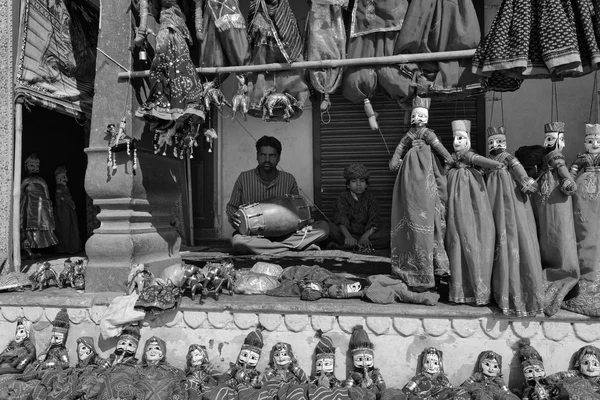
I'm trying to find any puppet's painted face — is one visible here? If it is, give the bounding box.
[78,343,92,362]
[453,131,471,152]
[273,348,292,368]
[352,351,374,369]
[580,354,600,377]
[25,160,40,175]
[190,349,205,367]
[347,282,361,293]
[481,357,501,377]
[411,108,428,126]
[238,349,260,368]
[15,325,28,343]
[585,135,600,154]
[145,342,164,363]
[116,337,138,355]
[423,353,441,374]
[316,356,335,374]
[544,132,565,150]
[51,332,65,346]
[488,135,507,153]
[55,172,68,186]
[523,363,546,381]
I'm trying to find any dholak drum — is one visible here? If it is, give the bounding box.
[238,196,312,237]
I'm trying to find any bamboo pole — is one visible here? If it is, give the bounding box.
[12,97,24,271]
[117,49,477,80]
[185,155,194,247]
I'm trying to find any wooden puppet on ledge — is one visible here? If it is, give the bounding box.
[445,120,504,307]
[484,126,545,317]
[184,344,220,400]
[53,165,81,254]
[137,336,187,400]
[0,317,36,395]
[532,122,580,317]
[460,350,519,400]
[20,154,58,259]
[344,325,386,400]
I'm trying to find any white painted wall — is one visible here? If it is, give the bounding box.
[215,77,314,238]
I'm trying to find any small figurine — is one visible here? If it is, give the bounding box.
[202,260,236,300]
[20,154,58,259]
[135,278,183,314]
[259,87,299,122]
[30,261,60,291]
[344,325,385,397]
[58,258,87,290]
[204,128,218,153]
[181,263,206,301]
[310,332,342,389]
[106,118,138,172]
[445,120,504,306]
[532,122,580,316]
[402,347,469,400]
[127,263,155,295]
[202,80,232,111]
[0,318,35,376]
[461,350,519,400]
[232,75,250,121]
[53,165,81,254]
[137,336,186,400]
[184,344,220,400]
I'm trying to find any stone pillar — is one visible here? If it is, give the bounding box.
[84,0,182,292]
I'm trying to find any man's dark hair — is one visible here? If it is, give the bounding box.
[256,136,282,155]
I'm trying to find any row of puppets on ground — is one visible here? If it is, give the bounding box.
[3,310,600,400]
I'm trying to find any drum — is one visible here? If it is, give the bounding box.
[238,196,312,237]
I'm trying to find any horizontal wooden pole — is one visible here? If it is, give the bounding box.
[117,49,477,80]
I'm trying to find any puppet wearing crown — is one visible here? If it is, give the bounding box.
[532,122,580,316]
[20,154,58,259]
[460,350,519,400]
[137,336,186,400]
[0,318,35,376]
[344,326,385,397]
[185,344,221,400]
[53,165,81,254]
[445,120,504,307]
[310,333,342,389]
[485,126,545,317]
[388,96,454,304]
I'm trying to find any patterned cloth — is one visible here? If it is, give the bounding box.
[445,151,498,306]
[486,151,545,316]
[562,153,600,316]
[135,0,205,123]
[137,362,186,400]
[532,149,580,316]
[95,356,142,400]
[402,372,470,400]
[390,127,452,294]
[460,372,519,400]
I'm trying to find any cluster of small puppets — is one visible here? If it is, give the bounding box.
[3,318,600,400]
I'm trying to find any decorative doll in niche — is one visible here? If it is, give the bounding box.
[460,350,519,400]
[402,347,469,400]
[445,120,504,306]
[137,336,186,400]
[532,122,580,316]
[133,0,205,124]
[344,325,386,398]
[0,317,35,396]
[92,324,143,400]
[562,124,600,316]
[389,96,454,305]
[184,344,220,400]
[206,327,265,400]
[53,165,81,254]
[484,126,545,317]
[20,154,58,259]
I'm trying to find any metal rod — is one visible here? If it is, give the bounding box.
[12,98,24,271]
[117,49,477,80]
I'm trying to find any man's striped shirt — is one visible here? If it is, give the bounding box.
[226,167,299,228]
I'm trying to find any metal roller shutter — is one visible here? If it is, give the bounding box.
[313,93,484,223]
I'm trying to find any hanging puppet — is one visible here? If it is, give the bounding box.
[485,126,545,317]
[53,165,81,254]
[389,96,453,305]
[344,326,386,399]
[445,120,504,306]
[532,122,580,316]
[305,0,348,113]
[137,336,187,400]
[20,154,58,259]
[184,344,220,400]
[460,350,519,400]
[402,347,469,400]
[562,123,600,316]
[134,0,205,124]
[247,0,309,122]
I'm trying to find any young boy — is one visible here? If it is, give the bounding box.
[328,163,390,251]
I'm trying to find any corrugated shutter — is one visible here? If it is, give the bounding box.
[314,93,483,223]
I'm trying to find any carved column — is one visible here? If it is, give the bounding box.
[84,0,182,292]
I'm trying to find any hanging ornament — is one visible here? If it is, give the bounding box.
[204,128,218,153]
[258,87,299,122]
[153,122,177,156]
[106,117,138,174]
[231,74,250,121]
[202,79,232,111]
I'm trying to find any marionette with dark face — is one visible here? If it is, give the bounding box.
[185,344,220,400]
[461,350,518,399]
[344,326,386,395]
[518,341,562,400]
[221,328,264,389]
[0,317,35,375]
[263,342,308,385]
[310,333,341,388]
[53,165,81,254]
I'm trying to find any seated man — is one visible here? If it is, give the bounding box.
[227,136,329,254]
